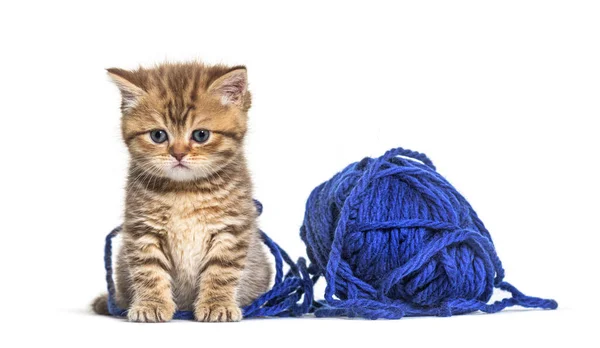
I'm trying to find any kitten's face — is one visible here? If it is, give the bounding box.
[108,63,251,182]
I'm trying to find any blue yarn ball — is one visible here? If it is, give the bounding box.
[300,147,557,319]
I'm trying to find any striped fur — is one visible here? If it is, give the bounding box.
[92,62,271,322]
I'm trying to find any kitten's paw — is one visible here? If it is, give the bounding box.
[195,303,242,322]
[128,301,175,323]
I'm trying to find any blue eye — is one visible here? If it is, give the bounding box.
[192,129,210,143]
[150,130,168,143]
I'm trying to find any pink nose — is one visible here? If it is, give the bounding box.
[170,151,187,162]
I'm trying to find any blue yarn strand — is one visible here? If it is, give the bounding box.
[103,147,557,320]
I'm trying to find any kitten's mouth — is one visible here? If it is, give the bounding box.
[173,163,190,169]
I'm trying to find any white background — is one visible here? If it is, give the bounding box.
[1,1,598,347]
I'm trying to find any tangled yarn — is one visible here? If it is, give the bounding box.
[300,147,557,319]
[103,147,557,320]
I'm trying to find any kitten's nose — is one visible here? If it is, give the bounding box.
[172,153,186,162]
[169,149,188,162]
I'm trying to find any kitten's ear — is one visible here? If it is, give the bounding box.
[106,68,146,113]
[207,68,248,107]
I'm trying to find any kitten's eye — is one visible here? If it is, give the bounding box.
[150,130,168,143]
[192,129,210,143]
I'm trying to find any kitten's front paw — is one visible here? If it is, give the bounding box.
[195,302,242,322]
[128,300,175,323]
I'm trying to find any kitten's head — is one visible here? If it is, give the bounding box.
[108,62,251,182]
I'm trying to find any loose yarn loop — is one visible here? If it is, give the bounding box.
[103,147,557,320]
[300,147,557,319]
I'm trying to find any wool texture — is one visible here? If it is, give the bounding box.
[103,147,557,320]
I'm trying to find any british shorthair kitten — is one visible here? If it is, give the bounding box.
[92,62,271,322]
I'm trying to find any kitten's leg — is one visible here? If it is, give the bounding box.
[236,234,272,307]
[115,246,132,309]
[125,232,176,323]
[194,228,250,322]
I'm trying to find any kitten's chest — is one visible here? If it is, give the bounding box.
[160,195,216,307]
[167,210,209,272]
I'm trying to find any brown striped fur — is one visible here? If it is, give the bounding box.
[92,62,271,322]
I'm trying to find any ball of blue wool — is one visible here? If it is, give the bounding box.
[300,147,556,319]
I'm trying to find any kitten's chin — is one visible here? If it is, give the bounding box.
[164,167,202,182]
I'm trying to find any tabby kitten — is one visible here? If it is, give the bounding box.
[92,62,271,322]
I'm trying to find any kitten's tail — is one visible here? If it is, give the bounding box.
[92,293,110,315]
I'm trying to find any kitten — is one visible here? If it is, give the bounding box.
[92,62,271,322]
